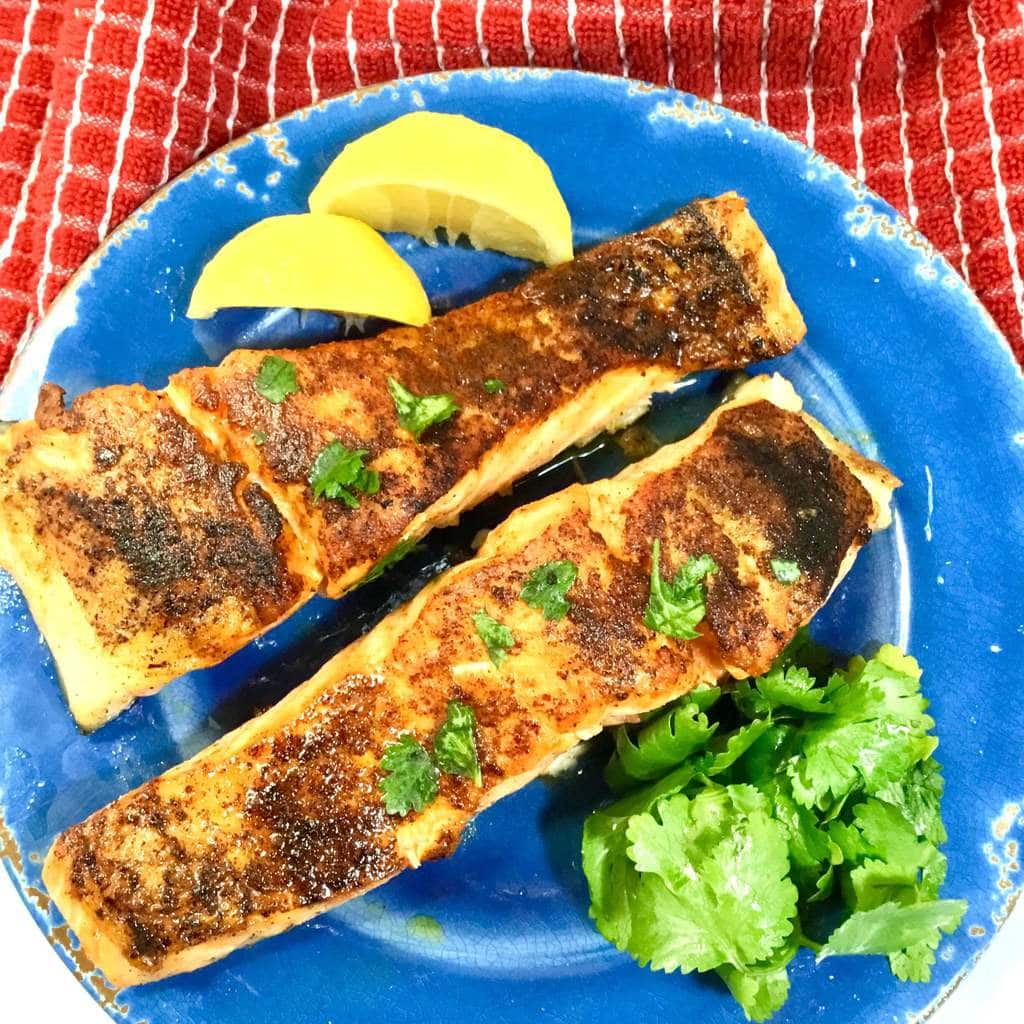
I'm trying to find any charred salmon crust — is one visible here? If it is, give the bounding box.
[0,385,319,729]
[0,193,805,730]
[42,375,898,987]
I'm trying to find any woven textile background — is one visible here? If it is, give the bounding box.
[0,0,1022,383]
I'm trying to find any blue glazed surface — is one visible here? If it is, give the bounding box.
[2,69,1023,1023]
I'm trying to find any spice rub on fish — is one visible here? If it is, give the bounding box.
[42,375,898,987]
[0,385,320,729]
[0,193,805,730]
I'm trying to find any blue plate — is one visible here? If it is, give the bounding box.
[1,69,1023,1024]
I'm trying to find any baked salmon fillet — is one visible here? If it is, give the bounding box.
[0,385,321,728]
[0,194,805,730]
[42,375,898,987]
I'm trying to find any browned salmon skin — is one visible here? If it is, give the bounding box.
[0,194,805,730]
[42,375,898,987]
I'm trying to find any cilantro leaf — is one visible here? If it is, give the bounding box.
[731,680,773,720]
[874,758,948,846]
[583,762,706,948]
[787,648,935,810]
[472,610,515,667]
[643,540,718,641]
[849,858,921,911]
[738,723,797,783]
[735,664,829,719]
[704,718,775,777]
[836,797,948,916]
[484,378,505,394]
[770,558,801,585]
[889,940,940,983]
[850,799,937,877]
[757,776,833,886]
[583,804,647,949]
[605,699,718,792]
[254,354,299,404]
[775,626,834,681]
[822,785,956,984]
[890,918,961,984]
[827,817,871,864]
[361,535,422,585]
[434,700,482,785]
[624,785,798,972]
[819,900,967,963]
[308,441,380,507]
[755,665,829,715]
[378,734,438,816]
[717,961,792,1023]
[388,377,459,440]
[252,430,268,446]
[520,560,578,620]
[808,842,843,904]
[689,684,723,712]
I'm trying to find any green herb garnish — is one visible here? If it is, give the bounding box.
[388,377,459,440]
[520,560,578,620]
[378,734,438,816]
[252,430,267,446]
[785,648,936,811]
[484,378,506,394]
[732,663,829,719]
[361,535,422,585]
[473,610,515,667]
[378,701,483,817]
[624,785,799,973]
[582,633,965,1021]
[308,440,380,507]
[254,355,299,404]
[434,700,482,785]
[643,540,718,641]
[771,558,801,585]
[819,900,967,975]
[604,695,719,791]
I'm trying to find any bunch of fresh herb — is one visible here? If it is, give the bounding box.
[582,631,965,1021]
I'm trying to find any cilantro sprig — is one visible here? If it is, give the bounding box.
[254,355,299,404]
[434,700,482,785]
[582,632,965,1021]
[520,560,578,620]
[308,440,380,507]
[643,540,718,641]
[819,900,966,978]
[388,377,459,440]
[378,701,483,816]
[473,610,515,667]
[379,734,438,816]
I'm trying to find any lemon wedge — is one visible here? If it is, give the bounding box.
[187,213,431,325]
[308,112,573,266]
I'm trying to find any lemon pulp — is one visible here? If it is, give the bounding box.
[308,112,573,266]
[187,213,431,325]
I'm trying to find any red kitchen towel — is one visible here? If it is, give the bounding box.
[1,0,1022,383]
